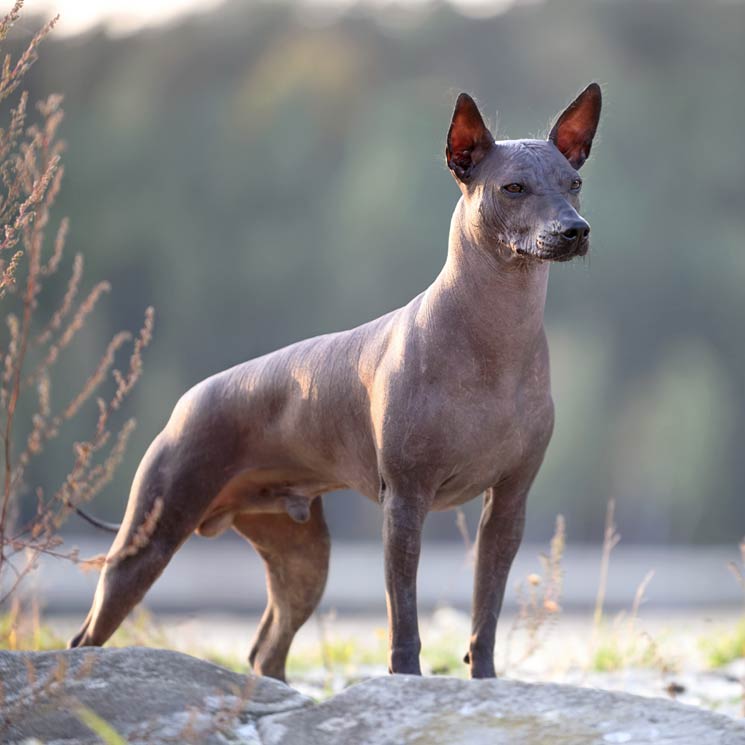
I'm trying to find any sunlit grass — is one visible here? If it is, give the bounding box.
[0,600,64,651]
[590,623,671,673]
[108,606,171,649]
[700,618,745,669]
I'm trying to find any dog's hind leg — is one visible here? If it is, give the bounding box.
[69,438,217,648]
[233,497,330,681]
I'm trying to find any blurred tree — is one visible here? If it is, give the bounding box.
[6,0,745,543]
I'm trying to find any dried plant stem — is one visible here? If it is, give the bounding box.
[629,569,654,630]
[454,507,472,561]
[0,3,154,610]
[502,514,565,673]
[727,537,745,715]
[727,538,745,602]
[593,497,620,631]
[0,248,35,572]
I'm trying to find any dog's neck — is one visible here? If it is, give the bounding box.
[422,198,549,363]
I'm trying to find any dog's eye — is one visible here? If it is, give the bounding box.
[570,179,582,191]
[503,183,525,194]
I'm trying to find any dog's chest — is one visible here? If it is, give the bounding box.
[376,356,553,506]
[432,384,552,508]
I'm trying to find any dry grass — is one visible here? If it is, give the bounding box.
[697,536,745,715]
[502,514,565,673]
[584,501,680,676]
[0,1,154,610]
[592,497,620,632]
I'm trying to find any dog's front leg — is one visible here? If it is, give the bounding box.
[382,489,429,675]
[466,484,528,678]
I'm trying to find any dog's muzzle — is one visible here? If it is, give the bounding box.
[533,221,591,261]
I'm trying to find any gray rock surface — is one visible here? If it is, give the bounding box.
[0,647,312,744]
[2,648,744,744]
[260,675,745,745]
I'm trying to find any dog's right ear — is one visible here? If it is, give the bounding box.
[446,93,494,182]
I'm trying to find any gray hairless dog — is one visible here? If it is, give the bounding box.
[70,83,602,681]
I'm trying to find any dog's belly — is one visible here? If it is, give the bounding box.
[431,476,499,512]
[429,452,516,512]
[196,466,348,537]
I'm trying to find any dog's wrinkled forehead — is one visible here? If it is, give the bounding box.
[485,139,579,187]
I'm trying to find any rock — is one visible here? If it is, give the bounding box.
[724,658,745,681]
[0,647,312,745]
[2,649,744,744]
[258,675,745,745]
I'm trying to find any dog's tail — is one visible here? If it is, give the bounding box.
[74,506,121,533]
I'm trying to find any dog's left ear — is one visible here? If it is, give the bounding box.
[446,93,494,181]
[548,82,602,169]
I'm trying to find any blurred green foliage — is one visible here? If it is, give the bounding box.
[6,0,745,542]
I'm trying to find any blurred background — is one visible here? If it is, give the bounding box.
[4,0,745,614]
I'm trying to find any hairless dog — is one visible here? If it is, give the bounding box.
[70,83,602,681]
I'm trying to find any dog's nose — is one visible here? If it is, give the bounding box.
[560,220,590,243]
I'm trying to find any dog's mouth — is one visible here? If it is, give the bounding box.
[516,237,589,263]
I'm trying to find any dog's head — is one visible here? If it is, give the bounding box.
[445,83,601,263]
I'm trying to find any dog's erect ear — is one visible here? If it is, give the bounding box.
[548,82,602,169]
[446,93,494,181]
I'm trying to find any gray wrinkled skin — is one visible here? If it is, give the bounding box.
[70,84,602,681]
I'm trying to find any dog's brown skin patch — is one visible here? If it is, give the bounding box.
[70,84,601,681]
